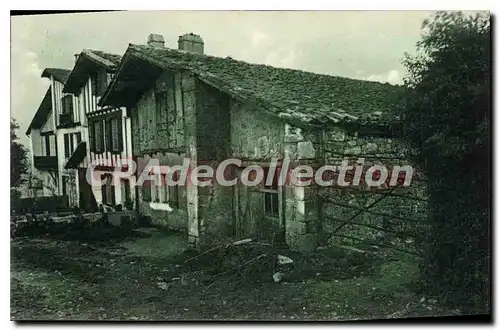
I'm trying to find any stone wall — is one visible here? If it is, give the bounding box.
[131,71,427,252]
[228,100,286,243]
[280,123,426,252]
[319,126,427,248]
[281,123,321,251]
[230,100,284,160]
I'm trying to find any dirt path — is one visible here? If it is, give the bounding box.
[11,227,442,321]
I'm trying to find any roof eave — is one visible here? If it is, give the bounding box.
[82,49,117,70]
[26,87,52,136]
[99,47,134,107]
[63,51,118,94]
[100,46,167,107]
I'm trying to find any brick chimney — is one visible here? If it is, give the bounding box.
[147,34,165,48]
[178,33,204,55]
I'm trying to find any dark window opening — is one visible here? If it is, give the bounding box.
[121,178,131,206]
[111,117,122,152]
[89,121,95,152]
[75,132,82,145]
[164,172,179,208]
[263,167,279,217]
[104,116,123,153]
[61,95,73,115]
[264,193,279,217]
[62,176,67,196]
[101,174,115,206]
[98,69,108,96]
[91,73,98,97]
[142,179,152,202]
[64,134,70,157]
[44,135,51,156]
[92,120,104,153]
[69,134,74,155]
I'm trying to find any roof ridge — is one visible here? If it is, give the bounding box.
[83,48,121,56]
[81,49,121,68]
[41,68,72,84]
[128,43,396,86]
[104,43,402,128]
[42,67,72,72]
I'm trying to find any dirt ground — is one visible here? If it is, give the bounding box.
[10,226,451,321]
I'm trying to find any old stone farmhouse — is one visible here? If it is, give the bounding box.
[96,33,418,251]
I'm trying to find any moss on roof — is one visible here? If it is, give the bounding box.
[63,49,122,94]
[109,44,403,127]
[84,49,122,69]
[41,68,72,84]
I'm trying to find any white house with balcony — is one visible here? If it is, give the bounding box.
[62,49,135,209]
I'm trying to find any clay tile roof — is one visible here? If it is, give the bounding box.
[110,44,403,127]
[41,68,72,84]
[84,49,122,69]
[63,49,122,94]
[26,87,52,136]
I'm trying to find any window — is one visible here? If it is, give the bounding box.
[91,70,109,97]
[62,95,73,114]
[121,178,131,206]
[93,120,104,153]
[88,121,94,151]
[263,167,279,217]
[151,173,162,203]
[100,174,115,206]
[148,171,179,207]
[105,117,123,153]
[111,118,119,150]
[142,179,152,202]
[98,70,108,96]
[166,171,179,207]
[64,134,70,157]
[91,73,98,97]
[44,135,51,156]
[111,117,122,152]
[69,134,75,155]
[62,176,67,196]
[75,132,82,145]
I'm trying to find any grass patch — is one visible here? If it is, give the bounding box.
[304,255,420,319]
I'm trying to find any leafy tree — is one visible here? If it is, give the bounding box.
[11,118,28,188]
[401,11,490,312]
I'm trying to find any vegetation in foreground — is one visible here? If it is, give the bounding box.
[11,227,456,321]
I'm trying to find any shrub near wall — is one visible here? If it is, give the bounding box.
[13,195,70,215]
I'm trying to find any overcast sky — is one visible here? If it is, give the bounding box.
[11,10,440,147]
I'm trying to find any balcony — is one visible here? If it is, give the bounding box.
[58,113,76,128]
[33,156,58,170]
